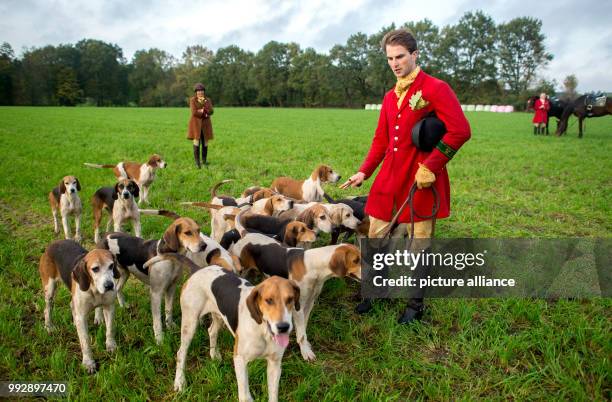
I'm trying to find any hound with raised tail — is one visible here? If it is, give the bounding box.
[39,240,119,373]
[97,217,206,343]
[271,164,341,202]
[235,241,361,361]
[84,154,166,204]
[48,176,83,242]
[174,266,300,402]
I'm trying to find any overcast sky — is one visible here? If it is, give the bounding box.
[1,0,611,92]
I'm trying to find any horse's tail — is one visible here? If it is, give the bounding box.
[556,103,575,135]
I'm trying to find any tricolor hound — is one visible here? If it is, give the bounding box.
[234,239,362,361]
[174,266,300,402]
[39,240,119,373]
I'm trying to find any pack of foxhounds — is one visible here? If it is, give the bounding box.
[40,154,369,401]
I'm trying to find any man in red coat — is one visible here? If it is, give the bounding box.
[532,92,550,135]
[341,28,471,323]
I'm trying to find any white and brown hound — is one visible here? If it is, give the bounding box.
[39,240,119,373]
[174,266,300,402]
[98,217,206,343]
[84,154,166,204]
[235,241,361,361]
[271,164,341,202]
[277,203,335,234]
[48,176,83,242]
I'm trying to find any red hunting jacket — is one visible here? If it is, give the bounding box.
[358,70,471,223]
[532,98,550,124]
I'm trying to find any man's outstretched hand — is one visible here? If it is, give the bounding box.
[340,172,366,189]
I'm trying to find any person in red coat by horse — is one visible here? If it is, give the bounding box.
[341,28,471,324]
[532,92,550,135]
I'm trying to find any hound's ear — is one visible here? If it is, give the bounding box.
[131,181,140,198]
[300,209,315,229]
[112,182,119,200]
[284,225,298,247]
[72,258,91,292]
[290,280,301,311]
[264,198,274,215]
[59,180,66,194]
[75,178,81,191]
[111,255,120,279]
[148,155,158,167]
[223,214,236,222]
[317,165,327,180]
[246,287,263,324]
[159,222,181,253]
[329,248,347,277]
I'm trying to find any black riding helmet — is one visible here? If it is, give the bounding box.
[411,113,446,152]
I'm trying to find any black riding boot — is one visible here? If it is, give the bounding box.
[533,126,538,135]
[193,145,201,169]
[398,245,429,324]
[201,145,208,165]
[355,298,373,314]
[398,298,425,324]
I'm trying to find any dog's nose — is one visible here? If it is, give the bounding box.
[122,192,130,199]
[288,200,294,208]
[198,242,207,252]
[276,322,290,333]
[70,188,76,193]
[337,175,342,181]
[104,281,114,291]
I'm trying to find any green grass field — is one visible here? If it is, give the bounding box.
[0,107,610,400]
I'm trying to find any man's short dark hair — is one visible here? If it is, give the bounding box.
[381,28,418,53]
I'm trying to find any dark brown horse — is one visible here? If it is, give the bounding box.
[556,94,612,138]
[526,96,568,135]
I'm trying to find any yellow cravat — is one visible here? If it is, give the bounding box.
[395,66,421,108]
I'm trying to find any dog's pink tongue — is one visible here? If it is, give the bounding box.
[273,333,290,348]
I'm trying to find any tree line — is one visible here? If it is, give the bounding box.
[0,11,558,109]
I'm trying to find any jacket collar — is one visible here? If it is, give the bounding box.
[395,69,426,114]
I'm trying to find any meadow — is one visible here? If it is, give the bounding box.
[0,106,610,400]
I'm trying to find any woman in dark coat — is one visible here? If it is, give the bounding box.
[187,83,214,168]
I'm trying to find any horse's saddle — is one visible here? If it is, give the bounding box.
[585,92,607,113]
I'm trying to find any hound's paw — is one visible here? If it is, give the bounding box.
[45,323,56,333]
[155,334,164,345]
[173,378,185,392]
[94,311,104,326]
[83,360,97,374]
[106,340,117,353]
[210,349,222,361]
[299,342,316,361]
[165,319,176,329]
[74,234,82,243]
